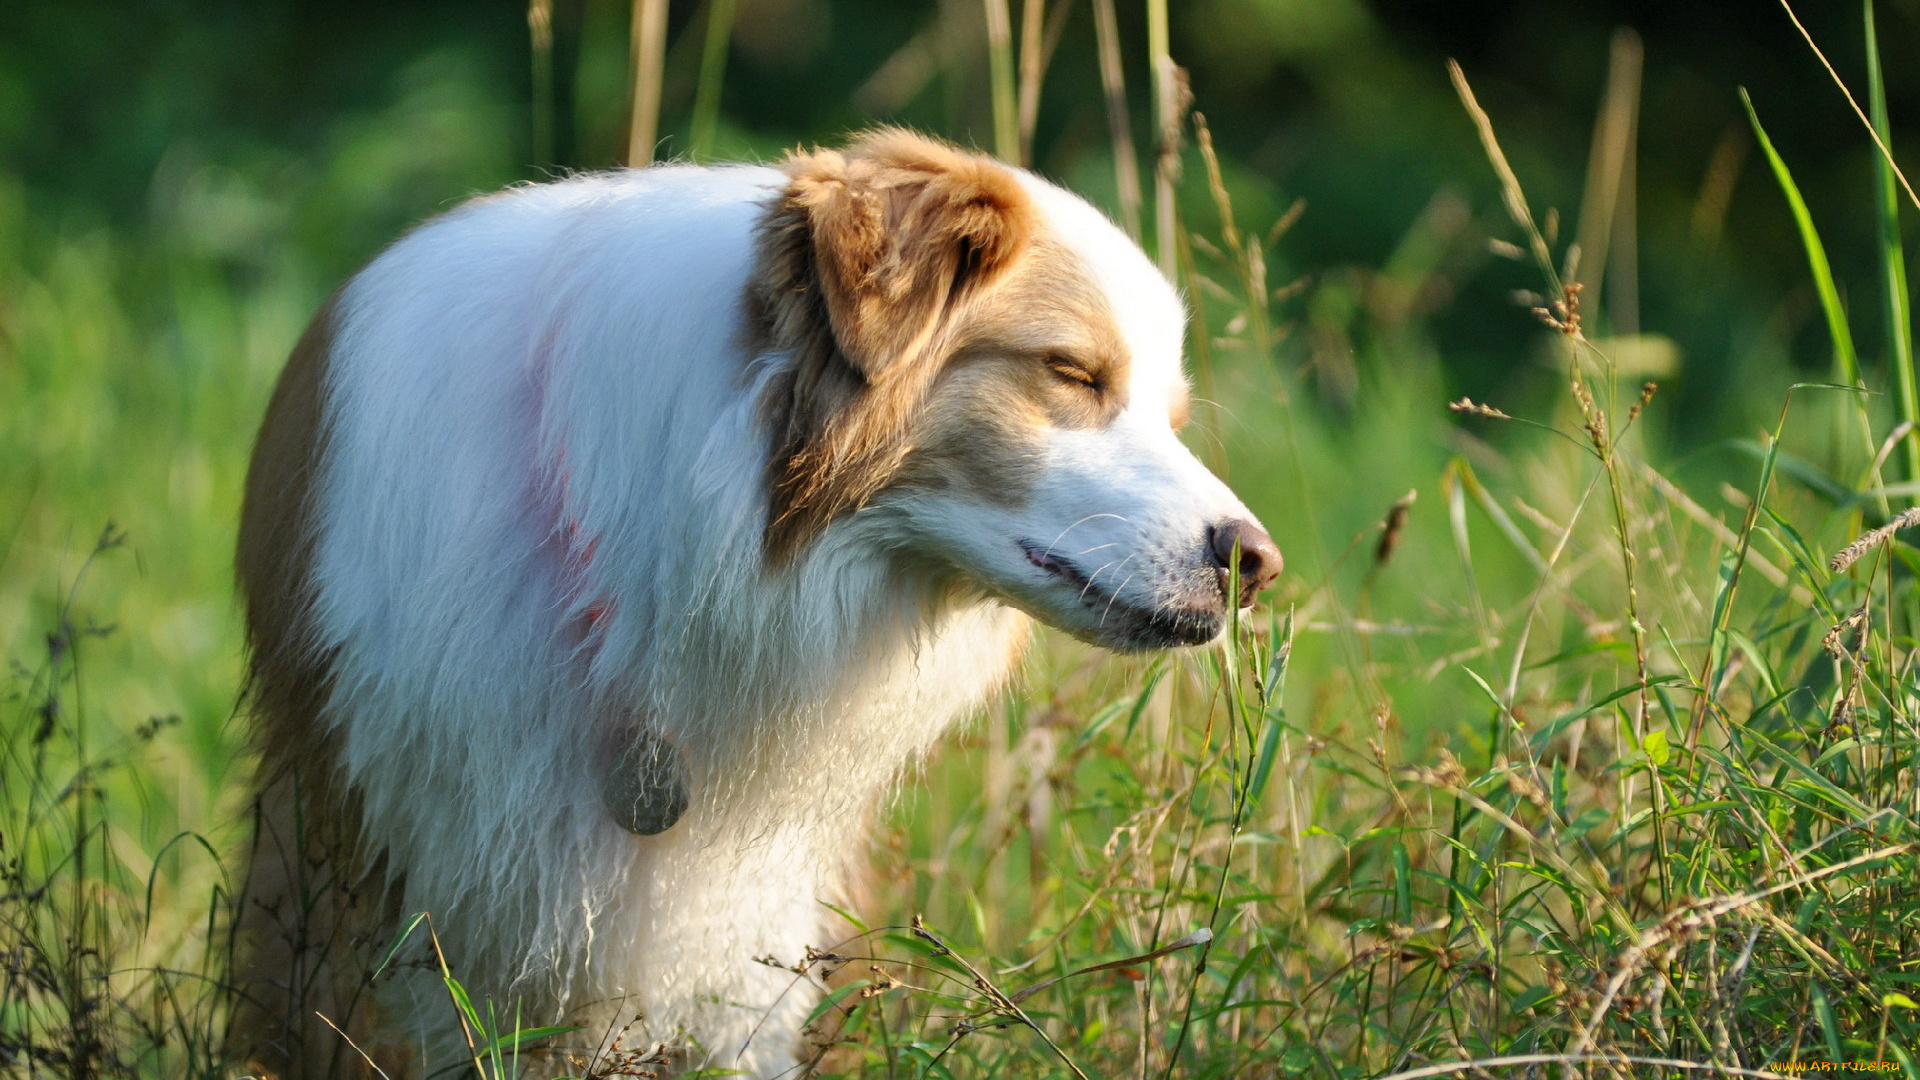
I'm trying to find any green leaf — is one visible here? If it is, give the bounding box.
[1725,629,1781,699]
[1459,665,1503,711]
[1606,807,1654,847]
[1568,807,1610,838]
[1663,799,1738,817]
[1814,738,1861,769]
[1798,893,1825,932]
[373,912,431,979]
[897,1044,962,1080]
[443,975,484,1031]
[1642,728,1670,767]
[1727,439,1856,507]
[1122,663,1167,741]
[804,979,873,1028]
[1885,991,1919,1009]
[1246,687,1285,810]
[1246,613,1293,809]
[482,1024,581,1053]
[1744,88,1861,383]
[818,900,869,935]
[1746,726,1877,819]
[883,931,970,976]
[1704,546,1738,685]
[1867,0,1920,481]
[1813,983,1845,1060]
[1073,698,1128,754]
[1265,607,1294,700]
[1454,458,1549,573]
[1511,984,1557,1014]
[967,891,990,946]
[1528,676,1686,756]
[1392,841,1413,925]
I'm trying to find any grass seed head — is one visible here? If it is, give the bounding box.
[1447,397,1511,420]
[1627,381,1658,422]
[1829,506,1920,573]
[1373,488,1419,567]
[1534,281,1585,336]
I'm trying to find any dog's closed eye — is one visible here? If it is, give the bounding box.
[1044,353,1101,390]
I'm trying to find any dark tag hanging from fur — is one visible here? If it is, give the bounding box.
[602,728,689,836]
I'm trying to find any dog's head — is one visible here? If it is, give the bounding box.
[753,130,1279,651]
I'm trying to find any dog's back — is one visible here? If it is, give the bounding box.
[239,165,795,1073]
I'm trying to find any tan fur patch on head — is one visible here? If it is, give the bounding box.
[950,238,1131,427]
[890,238,1134,504]
[753,129,1037,561]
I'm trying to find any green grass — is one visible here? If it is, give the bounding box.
[809,59,1920,1069]
[6,3,1920,1077]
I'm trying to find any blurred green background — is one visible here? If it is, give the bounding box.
[10,0,1920,411]
[4,0,1919,867]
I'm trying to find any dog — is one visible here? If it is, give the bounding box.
[234,129,1280,1077]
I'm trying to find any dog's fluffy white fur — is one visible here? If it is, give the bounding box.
[235,132,1277,1077]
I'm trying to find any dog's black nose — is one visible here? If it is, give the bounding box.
[1208,519,1282,605]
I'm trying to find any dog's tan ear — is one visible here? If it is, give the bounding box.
[783,130,1034,379]
[754,131,1036,562]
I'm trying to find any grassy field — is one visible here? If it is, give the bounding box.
[5,2,1920,1076]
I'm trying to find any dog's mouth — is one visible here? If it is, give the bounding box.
[1018,539,1223,650]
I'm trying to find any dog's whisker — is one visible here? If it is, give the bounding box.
[1077,555,1134,602]
[1101,571,1143,623]
[1044,515,1129,557]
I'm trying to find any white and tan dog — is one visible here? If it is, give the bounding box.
[235,130,1279,1077]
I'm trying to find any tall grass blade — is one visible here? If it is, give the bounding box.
[983,0,1020,163]
[689,0,739,161]
[1779,0,1920,212]
[1684,383,1867,744]
[627,0,669,166]
[1194,114,1270,357]
[1090,0,1141,238]
[1016,0,1044,166]
[1867,0,1919,480]
[1148,0,1180,275]
[1687,393,1789,747]
[483,1023,579,1053]
[1448,60,1560,293]
[1814,983,1847,1060]
[1244,613,1291,810]
[1742,89,1861,384]
[1018,1,1076,167]
[1573,28,1641,332]
[529,0,555,170]
[373,911,431,978]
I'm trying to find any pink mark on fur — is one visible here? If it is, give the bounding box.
[525,316,616,646]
